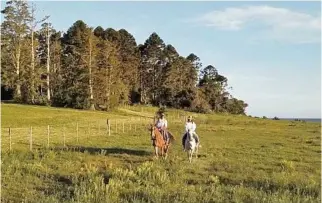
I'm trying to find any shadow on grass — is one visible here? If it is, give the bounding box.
[51,146,152,157]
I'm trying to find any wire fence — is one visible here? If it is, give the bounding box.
[1,115,193,152]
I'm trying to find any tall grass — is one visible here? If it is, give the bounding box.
[1,104,321,202]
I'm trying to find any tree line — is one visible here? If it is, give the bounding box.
[1,0,248,114]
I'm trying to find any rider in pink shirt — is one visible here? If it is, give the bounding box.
[155,113,169,143]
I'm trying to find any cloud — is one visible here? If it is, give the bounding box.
[194,5,321,43]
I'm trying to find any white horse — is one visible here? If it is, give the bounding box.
[184,130,199,163]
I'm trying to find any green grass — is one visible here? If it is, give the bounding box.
[1,103,321,202]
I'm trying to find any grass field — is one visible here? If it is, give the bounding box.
[1,103,321,203]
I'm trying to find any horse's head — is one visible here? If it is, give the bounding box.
[149,124,156,139]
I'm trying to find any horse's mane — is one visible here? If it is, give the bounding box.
[150,125,175,145]
[153,127,162,138]
[152,126,165,145]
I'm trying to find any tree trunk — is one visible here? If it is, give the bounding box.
[51,39,60,98]
[46,23,51,101]
[89,32,94,110]
[107,65,112,111]
[105,65,110,111]
[16,45,21,99]
[139,67,144,104]
[31,28,35,103]
[15,38,22,99]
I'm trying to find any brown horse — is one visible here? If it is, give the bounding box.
[150,125,174,159]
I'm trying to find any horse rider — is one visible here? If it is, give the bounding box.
[182,115,199,150]
[155,112,169,144]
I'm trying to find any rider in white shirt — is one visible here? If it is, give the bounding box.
[155,113,169,143]
[185,120,196,133]
[182,115,199,149]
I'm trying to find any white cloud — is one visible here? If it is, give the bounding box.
[194,5,321,43]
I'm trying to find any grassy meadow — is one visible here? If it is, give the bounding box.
[1,103,321,203]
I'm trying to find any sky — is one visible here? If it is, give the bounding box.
[1,1,321,118]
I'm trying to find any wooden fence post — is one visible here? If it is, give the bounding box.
[76,122,79,143]
[30,126,33,151]
[107,119,111,136]
[109,121,111,136]
[88,123,90,138]
[47,125,50,148]
[98,121,101,135]
[63,125,66,147]
[115,120,118,133]
[106,119,108,135]
[9,127,11,151]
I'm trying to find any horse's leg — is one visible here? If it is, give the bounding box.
[164,145,168,160]
[189,150,192,163]
[187,150,190,162]
[154,146,158,159]
[161,146,164,158]
[195,145,198,159]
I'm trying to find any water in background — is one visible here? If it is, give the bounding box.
[280,118,321,123]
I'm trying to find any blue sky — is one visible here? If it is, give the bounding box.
[1,1,321,118]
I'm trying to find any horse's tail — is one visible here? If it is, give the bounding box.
[168,131,175,142]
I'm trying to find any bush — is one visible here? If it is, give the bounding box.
[34,95,51,106]
[190,93,212,114]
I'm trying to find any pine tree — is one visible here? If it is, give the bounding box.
[0,5,248,115]
[117,29,140,104]
[199,65,230,112]
[49,31,62,105]
[60,20,91,108]
[27,3,48,104]
[38,17,58,104]
[94,35,121,110]
[158,44,179,106]
[139,32,166,105]
[1,0,31,101]
[85,27,98,110]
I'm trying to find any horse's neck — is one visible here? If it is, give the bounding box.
[154,128,165,146]
[187,134,194,142]
[154,129,161,137]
